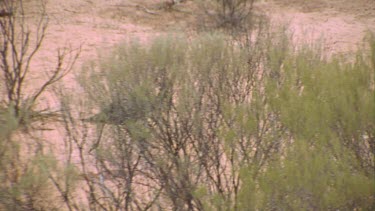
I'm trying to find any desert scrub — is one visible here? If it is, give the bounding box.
[65,32,375,210]
[245,34,375,210]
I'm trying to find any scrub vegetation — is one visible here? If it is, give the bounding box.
[0,0,374,210]
[58,33,375,210]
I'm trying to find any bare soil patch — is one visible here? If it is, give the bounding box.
[264,0,375,55]
[30,0,375,73]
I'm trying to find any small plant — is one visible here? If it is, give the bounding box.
[200,0,256,28]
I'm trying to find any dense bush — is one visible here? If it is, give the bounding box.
[239,39,375,210]
[64,32,374,210]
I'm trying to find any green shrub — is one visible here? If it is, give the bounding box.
[76,32,374,210]
[239,36,375,210]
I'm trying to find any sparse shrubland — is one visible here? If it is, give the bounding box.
[1,1,374,210]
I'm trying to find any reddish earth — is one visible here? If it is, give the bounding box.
[266,0,375,56]
[31,0,374,74]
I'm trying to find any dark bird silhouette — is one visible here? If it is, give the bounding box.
[0,9,12,17]
[85,98,152,153]
[84,97,151,125]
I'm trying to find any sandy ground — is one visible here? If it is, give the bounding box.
[28,0,374,73]
[266,0,375,56]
